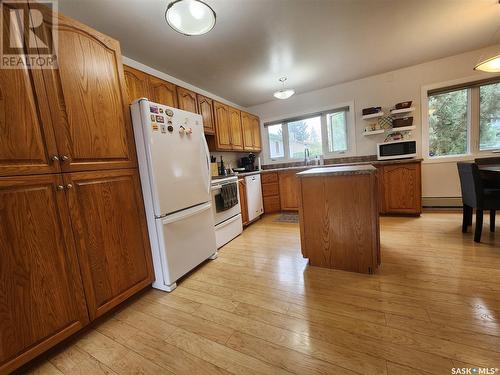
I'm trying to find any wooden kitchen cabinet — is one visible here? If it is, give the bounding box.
[177,86,199,113]
[229,107,244,150]
[149,75,178,108]
[238,178,250,225]
[0,174,89,374]
[197,94,215,134]
[378,161,422,215]
[261,172,281,213]
[241,112,262,152]
[64,169,154,320]
[38,9,137,173]
[124,65,152,102]
[213,101,233,150]
[279,170,300,211]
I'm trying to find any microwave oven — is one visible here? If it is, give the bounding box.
[377,140,417,160]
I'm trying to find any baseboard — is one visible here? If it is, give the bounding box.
[422,197,462,208]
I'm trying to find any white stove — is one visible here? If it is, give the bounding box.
[210,176,243,248]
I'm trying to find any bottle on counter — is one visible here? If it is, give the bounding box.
[219,156,227,176]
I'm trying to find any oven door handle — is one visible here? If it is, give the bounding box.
[211,184,222,191]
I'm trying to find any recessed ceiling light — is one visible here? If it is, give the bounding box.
[474,54,500,73]
[273,77,295,100]
[165,0,216,36]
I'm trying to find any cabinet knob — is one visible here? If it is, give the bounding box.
[66,184,73,189]
[56,185,64,191]
[60,155,70,162]
[51,155,59,162]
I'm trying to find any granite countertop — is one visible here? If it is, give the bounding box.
[297,165,377,177]
[230,157,422,178]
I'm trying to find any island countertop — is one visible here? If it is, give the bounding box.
[297,165,377,177]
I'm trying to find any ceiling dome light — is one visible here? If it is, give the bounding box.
[474,54,500,73]
[273,77,295,100]
[165,0,216,36]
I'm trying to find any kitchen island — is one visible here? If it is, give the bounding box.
[297,165,380,274]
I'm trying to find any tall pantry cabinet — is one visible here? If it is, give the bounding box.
[0,6,153,374]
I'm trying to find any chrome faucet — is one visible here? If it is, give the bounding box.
[304,148,310,165]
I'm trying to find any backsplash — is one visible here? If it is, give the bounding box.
[262,155,378,170]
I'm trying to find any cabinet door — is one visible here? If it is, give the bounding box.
[238,179,249,225]
[375,165,385,214]
[382,163,422,215]
[37,10,137,172]
[64,169,154,320]
[214,102,232,150]
[149,76,178,108]
[279,171,300,210]
[177,87,198,113]
[0,174,89,374]
[197,94,215,134]
[0,3,60,177]
[251,115,262,151]
[229,107,243,150]
[241,112,254,151]
[123,65,152,103]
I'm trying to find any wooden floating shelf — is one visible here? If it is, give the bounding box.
[363,129,385,136]
[362,112,384,120]
[387,125,416,133]
[390,107,415,115]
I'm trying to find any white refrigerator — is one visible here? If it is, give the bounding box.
[131,99,217,292]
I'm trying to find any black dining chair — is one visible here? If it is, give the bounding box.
[457,162,500,242]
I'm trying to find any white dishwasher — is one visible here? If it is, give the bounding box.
[245,174,264,222]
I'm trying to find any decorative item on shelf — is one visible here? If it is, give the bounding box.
[362,106,382,116]
[393,116,413,128]
[363,122,385,136]
[377,115,393,130]
[394,101,412,110]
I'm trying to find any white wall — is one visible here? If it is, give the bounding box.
[248,44,500,199]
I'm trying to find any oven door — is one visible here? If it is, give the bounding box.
[211,181,241,226]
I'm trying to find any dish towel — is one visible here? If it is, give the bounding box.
[216,183,238,211]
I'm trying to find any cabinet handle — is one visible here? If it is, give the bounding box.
[66,184,73,189]
[51,155,59,162]
[60,155,70,162]
[56,185,64,191]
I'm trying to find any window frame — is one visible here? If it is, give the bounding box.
[263,102,356,164]
[422,76,500,163]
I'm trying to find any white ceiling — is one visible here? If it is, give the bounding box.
[58,0,500,107]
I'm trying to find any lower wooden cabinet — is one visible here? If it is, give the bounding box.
[64,169,154,320]
[279,171,300,211]
[0,174,89,374]
[238,178,249,225]
[377,161,422,215]
[261,172,281,213]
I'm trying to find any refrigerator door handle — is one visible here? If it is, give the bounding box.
[161,202,212,225]
[202,136,211,195]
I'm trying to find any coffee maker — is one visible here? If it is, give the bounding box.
[239,153,256,172]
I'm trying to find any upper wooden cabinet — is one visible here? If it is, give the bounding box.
[123,65,152,103]
[279,171,300,211]
[241,112,262,152]
[0,174,89,374]
[149,76,178,108]
[251,115,262,151]
[229,107,244,150]
[213,101,232,150]
[37,9,137,173]
[64,169,154,320]
[177,87,198,113]
[197,94,215,134]
[379,161,422,215]
[0,4,60,177]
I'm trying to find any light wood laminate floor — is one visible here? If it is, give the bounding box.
[24,212,500,375]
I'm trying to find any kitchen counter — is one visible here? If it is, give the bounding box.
[297,165,377,177]
[232,157,422,178]
[298,165,380,274]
